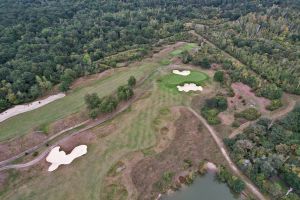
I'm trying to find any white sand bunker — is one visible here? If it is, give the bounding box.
[46,145,87,172]
[0,93,65,123]
[172,69,191,76]
[177,83,203,92]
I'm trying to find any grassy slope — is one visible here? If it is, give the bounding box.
[0,63,155,142]
[170,43,197,56]
[1,66,190,200]
[0,42,211,200]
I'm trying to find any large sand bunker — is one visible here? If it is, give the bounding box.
[0,93,65,123]
[172,70,191,76]
[177,83,203,92]
[46,145,87,172]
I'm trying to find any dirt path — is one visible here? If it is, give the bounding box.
[189,30,297,140]
[0,90,147,171]
[229,94,296,139]
[186,107,267,200]
[0,41,184,171]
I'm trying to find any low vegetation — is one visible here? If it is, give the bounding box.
[217,165,246,194]
[234,108,261,121]
[266,99,283,111]
[201,96,228,125]
[213,71,224,83]
[159,70,208,91]
[170,43,197,57]
[154,171,175,192]
[84,76,136,118]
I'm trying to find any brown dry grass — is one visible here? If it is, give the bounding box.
[130,107,226,200]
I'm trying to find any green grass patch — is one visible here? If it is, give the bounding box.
[0,63,156,141]
[170,43,197,56]
[159,70,208,92]
[159,59,171,66]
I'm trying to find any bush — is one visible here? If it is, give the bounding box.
[214,71,224,83]
[89,108,100,119]
[266,99,283,111]
[201,108,221,125]
[205,96,228,111]
[235,108,261,121]
[181,50,192,64]
[128,76,136,87]
[201,96,227,125]
[84,93,101,110]
[99,96,118,113]
[200,58,211,69]
[117,86,134,101]
[217,166,245,194]
[222,60,234,70]
[256,84,283,100]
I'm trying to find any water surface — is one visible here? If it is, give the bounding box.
[162,172,239,200]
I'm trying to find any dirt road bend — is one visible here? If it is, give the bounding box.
[186,107,267,200]
[229,95,296,139]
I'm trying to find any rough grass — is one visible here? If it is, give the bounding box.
[0,64,190,200]
[102,184,128,200]
[0,43,211,200]
[159,70,209,92]
[170,43,197,56]
[159,59,171,66]
[0,63,156,142]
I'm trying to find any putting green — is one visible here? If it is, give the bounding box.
[170,43,197,56]
[160,70,209,89]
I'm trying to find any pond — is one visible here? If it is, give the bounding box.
[162,172,239,200]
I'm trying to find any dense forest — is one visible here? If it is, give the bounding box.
[225,107,300,199]
[1,0,298,112]
[197,3,300,95]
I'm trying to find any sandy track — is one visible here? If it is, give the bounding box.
[0,93,65,123]
[186,107,267,200]
[229,95,296,139]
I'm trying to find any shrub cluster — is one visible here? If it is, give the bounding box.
[201,96,228,125]
[217,166,245,194]
[234,107,261,121]
[84,76,136,118]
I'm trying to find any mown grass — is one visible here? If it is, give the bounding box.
[170,43,197,56]
[0,43,204,200]
[0,63,156,142]
[0,65,189,200]
[159,70,209,92]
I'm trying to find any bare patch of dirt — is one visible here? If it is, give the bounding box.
[0,132,47,161]
[131,107,226,200]
[228,82,270,114]
[218,111,234,126]
[0,171,8,189]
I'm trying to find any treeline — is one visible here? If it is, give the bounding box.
[225,107,300,199]
[84,76,136,118]
[1,0,297,112]
[197,4,300,96]
[183,39,284,113]
[0,0,189,112]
